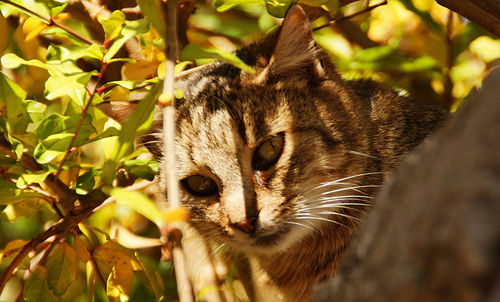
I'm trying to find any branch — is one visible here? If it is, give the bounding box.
[159,0,194,301]
[0,136,77,211]
[436,0,500,37]
[54,63,107,179]
[0,0,98,45]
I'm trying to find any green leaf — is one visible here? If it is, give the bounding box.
[124,158,158,180]
[100,10,125,42]
[181,44,255,73]
[26,100,48,124]
[264,0,297,18]
[136,254,165,301]
[398,0,443,34]
[0,178,44,205]
[23,267,57,302]
[214,0,263,12]
[104,83,161,180]
[109,188,164,228]
[45,242,77,296]
[103,18,150,63]
[0,71,29,133]
[75,168,99,195]
[45,72,94,100]
[16,171,51,189]
[137,0,166,36]
[46,44,104,62]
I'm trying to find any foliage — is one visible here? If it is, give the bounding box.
[0,0,498,301]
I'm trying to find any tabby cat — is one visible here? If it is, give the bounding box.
[104,5,446,301]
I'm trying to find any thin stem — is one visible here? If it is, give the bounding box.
[313,0,387,31]
[54,64,107,179]
[0,0,97,45]
[161,0,194,301]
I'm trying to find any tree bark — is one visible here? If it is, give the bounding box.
[436,0,500,37]
[313,66,500,302]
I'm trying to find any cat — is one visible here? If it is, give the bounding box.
[102,4,447,301]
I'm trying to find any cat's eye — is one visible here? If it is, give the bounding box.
[182,175,218,197]
[252,133,285,171]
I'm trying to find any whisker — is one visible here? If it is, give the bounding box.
[295,215,350,230]
[347,150,381,160]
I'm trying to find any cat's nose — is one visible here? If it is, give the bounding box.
[231,216,257,233]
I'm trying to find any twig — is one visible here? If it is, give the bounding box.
[161,0,194,301]
[54,64,107,179]
[27,185,65,219]
[0,0,97,45]
[313,0,387,31]
[0,136,77,210]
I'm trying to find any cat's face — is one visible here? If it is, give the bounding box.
[158,6,379,255]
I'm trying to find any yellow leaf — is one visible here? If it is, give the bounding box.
[0,239,28,261]
[108,86,130,101]
[94,240,142,271]
[0,15,7,53]
[107,262,134,302]
[23,17,48,42]
[162,207,190,223]
[74,235,91,262]
[470,36,500,63]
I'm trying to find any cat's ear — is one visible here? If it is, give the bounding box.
[97,101,138,123]
[264,5,324,79]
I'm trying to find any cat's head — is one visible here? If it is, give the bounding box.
[165,6,380,254]
[104,5,380,255]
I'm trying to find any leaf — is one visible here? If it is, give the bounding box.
[102,83,161,184]
[46,44,104,62]
[109,188,164,228]
[124,158,158,180]
[45,242,77,296]
[103,18,150,63]
[107,261,134,302]
[23,16,48,41]
[264,0,297,18]
[16,171,51,189]
[94,240,142,270]
[45,72,94,100]
[23,267,57,302]
[74,235,91,262]
[136,254,164,301]
[181,44,255,73]
[0,178,44,205]
[99,10,125,42]
[75,168,99,195]
[137,0,165,36]
[0,71,29,133]
[0,239,28,262]
[214,0,263,12]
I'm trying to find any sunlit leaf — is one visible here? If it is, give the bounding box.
[74,235,91,262]
[181,44,255,73]
[0,239,28,262]
[16,171,51,189]
[0,71,29,133]
[264,0,296,18]
[107,261,134,302]
[99,10,125,42]
[0,178,44,205]
[45,242,78,296]
[137,0,165,36]
[23,267,57,302]
[109,188,164,228]
[103,18,149,63]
